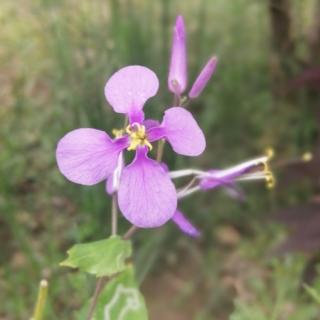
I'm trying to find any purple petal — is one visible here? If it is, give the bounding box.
[104,65,159,120]
[172,210,201,237]
[106,152,124,194]
[148,107,206,156]
[143,119,160,130]
[118,147,177,228]
[168,16,187,95]
[56,129,127,185]
[189,56,218,99]
[199,170,233,190]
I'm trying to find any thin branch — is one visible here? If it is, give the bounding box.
[86,224,139,319]
[86,277,108,320]
[156,139,165,162]
[123,225,139,240]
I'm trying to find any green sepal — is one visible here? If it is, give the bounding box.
[60,236,132,277]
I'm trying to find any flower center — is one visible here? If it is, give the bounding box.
[125,123,152,151]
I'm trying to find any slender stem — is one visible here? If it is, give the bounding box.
[173,94,180,106]
[123,225,139,240]
[111,193,118,236]
[178,185,201,199]
[178,176,198,196]
[86,277,107,320]
[156,139,165,162]
[86,224,138,319]
[31,280,48,320]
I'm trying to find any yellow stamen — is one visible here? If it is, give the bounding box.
[302,152,313,162]
[262,161,275,189]
[112,128,125,138]
[126,123,152,151]
[265,171,276,189]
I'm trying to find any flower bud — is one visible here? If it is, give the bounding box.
[189,56,217,99]
[168,16,187,96]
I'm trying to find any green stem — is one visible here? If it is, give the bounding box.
[156,139,165,162]
[31,280,48,320]
[86,224,138,319]
[86,277,107,320]
[111,193,118,236]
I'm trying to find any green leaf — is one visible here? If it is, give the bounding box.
[93,266,148,320]
[60,236,132,277]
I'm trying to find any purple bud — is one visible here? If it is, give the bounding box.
[189,56,218,99]
[168,15,187,96]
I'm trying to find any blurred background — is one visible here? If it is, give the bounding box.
[1,0,320,319]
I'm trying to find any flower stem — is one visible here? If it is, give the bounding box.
[31,280,48,320]
[111,193,118,236]
[123,225,139,240]
[86,277,107,320]
[86,224,138,319]
[156,139,165,162]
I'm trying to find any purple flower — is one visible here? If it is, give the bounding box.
[169,156,274,237]
[189,56,218,99]
[198,156,275,191]
[168,15,187,96]
[56,65,206,228]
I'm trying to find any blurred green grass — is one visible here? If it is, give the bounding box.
[1,0,319,319]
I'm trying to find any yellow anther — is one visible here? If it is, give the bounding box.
[261,158,276,189]
[126,123,152,151]
[112,128,125,138]
[265,147,275,160]
[302,152,313,162]
[265,172,276,189]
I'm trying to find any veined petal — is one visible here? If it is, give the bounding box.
[104,65,159,120]
[118,147,177,228]
[172,210,201,238]
[168,16,187,95]
[189,56,218,99]
[148,107,206,156]
[56,128,127,185]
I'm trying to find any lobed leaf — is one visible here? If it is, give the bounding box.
[60,236,132,277]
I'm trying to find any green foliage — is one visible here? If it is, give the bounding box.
[229,254,320,320]
[61,236,132,277]
[93,266,148,320]
[76,266,148,320]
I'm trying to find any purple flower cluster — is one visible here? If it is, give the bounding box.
[56,15,272,236]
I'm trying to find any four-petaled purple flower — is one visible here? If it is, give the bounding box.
[56,65,205,228]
